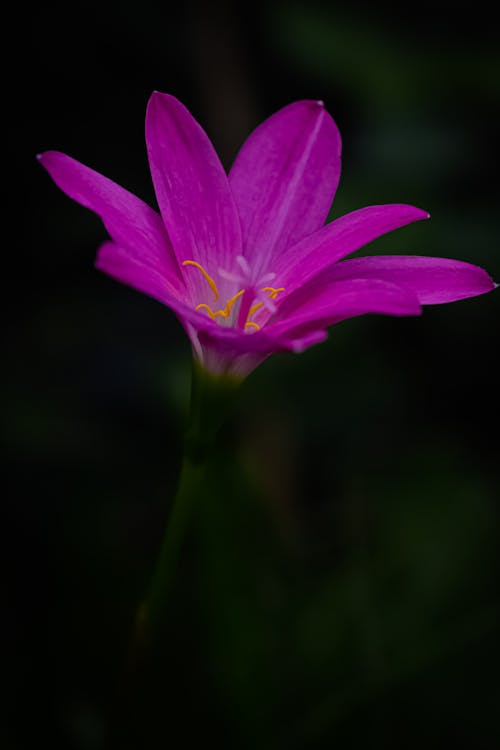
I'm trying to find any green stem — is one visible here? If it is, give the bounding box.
[137,454,202,638]
[131,360,242,652]
[109,361,242,747]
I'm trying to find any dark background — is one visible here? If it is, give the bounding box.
[5,0,499,747]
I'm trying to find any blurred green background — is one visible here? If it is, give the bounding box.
[6,0,499,747]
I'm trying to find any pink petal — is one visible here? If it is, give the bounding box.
[318,255,496,303]
[228,100,341,277]
[38,151,182,291]
[96,242,210,327]
[145,92,242,295]
[273,204,430,296]
[268,278,422,338]
[194,328,273,379]
[96,241,283,378]
[194,323,327,379]
[187,277,421,377]
[96,241,317,366]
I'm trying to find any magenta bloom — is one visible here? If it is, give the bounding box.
[39,93,494,378]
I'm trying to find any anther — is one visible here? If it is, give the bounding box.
[195,289,245,321]
[182,260,219,301]
[262,286,285,299]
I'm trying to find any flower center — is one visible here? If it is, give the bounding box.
[182,260,284,332]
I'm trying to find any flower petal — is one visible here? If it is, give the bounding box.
[228,100,341,276]
[188,277,421,377]
[96,242,207,325]
[97,241,311,378]
[96,240,312,359]
[273,204,430,296]
[193,323,327,378]
[38,151,182,290]
[268,278,422,337]
[145,92,242,292]
[194,327,273,379]
[315,255,496,303]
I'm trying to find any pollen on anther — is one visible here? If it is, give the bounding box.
[245,322,260,331]
[182,260,219,301]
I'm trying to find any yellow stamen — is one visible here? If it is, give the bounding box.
[246,288,285,328]
[182,260,219,301]
[215,289,245,318]
[195,303,217,319]
[195,289,245,320]
[262,286,285,299]
[190,275,285,333]
[248,301,264,316]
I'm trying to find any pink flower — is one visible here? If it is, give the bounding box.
[38,93,495,378]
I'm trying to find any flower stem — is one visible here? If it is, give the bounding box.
[128,359,241,657]
[109,360,242,747]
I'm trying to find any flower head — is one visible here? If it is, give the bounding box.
[39,93,495,379]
